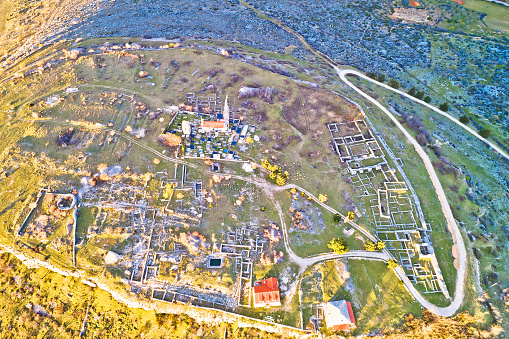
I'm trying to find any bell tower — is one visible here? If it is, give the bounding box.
[223,94,230,130]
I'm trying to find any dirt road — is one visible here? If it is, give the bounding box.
[337,67,467,317]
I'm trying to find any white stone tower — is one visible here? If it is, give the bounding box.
[223,94,230,130]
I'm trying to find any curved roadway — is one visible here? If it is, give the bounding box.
[337,67,467,316]
[339,69,509,161]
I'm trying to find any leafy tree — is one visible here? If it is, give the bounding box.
[142,172,153,185]
[377,241,386,250]
[318,193,328,203]
[479,128,491,138]
[416,133,428,146]
[364,241,377,251]
[388,79,399,89]
[366,72,377,79]
[263,158,287,184]
[387,259,398,270]
[423,96,431,103]
[333,213,342,223]
[377,74,385,82]
[415,90,425,100]
[328,237,349,255]
[162,183,176,199]
[261,158,270,169]
[439,102,449,112]
[158,133,182,146]
[408,87,416,96]
[459,115,470,124]
[346,211,355,221]
[275,175,286,186]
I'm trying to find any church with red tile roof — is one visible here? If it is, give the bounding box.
[253,277,281,308]
[321,300,356,332]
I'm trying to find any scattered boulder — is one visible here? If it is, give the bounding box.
[131,128,146,138]
[238,86,275,102]
[65,87,79,94]
[263,222,282,243]
[103,165,122,177]
[64,49,81,60]
[242,163,254,173]
[220,49,230,57]
[234,196,245,206]
[46,95,60,107]
[179,231,208,254]
[26,303,50,317]
[57,128,75,146]
[105,251,123,264]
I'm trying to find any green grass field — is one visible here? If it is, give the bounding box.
[464,0,509,32]
[300,259,422,335]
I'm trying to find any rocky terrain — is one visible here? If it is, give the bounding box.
[0,0,304,72]
[2,0,507,146]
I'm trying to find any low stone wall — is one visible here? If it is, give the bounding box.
[0,244,315,338]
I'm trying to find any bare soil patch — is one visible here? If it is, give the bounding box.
[281,86,361,136]
[282,96,306,134]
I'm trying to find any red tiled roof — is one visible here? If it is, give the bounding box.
[253,278,280,307]
[202,121,225,129]
[253,290,280,305]
[323,300,356,330]
[333,324,351,331]
[347,301,355,324]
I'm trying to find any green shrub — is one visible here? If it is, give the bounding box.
[387,259,398,270]
[328,237,349,255]
[459,115,470,124]
[388,79,400,89]
[479,128,491,138]
[439,102,449,112]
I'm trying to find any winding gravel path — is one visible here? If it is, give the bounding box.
[337,68,467,317]
[339,69,509,161]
